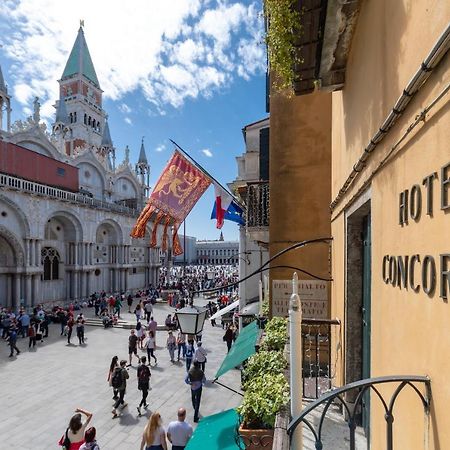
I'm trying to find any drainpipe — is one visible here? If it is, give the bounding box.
[289,272,303,450]
[330,22,450,210]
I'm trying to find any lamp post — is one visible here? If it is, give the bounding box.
[175,302,208,336]
[289,272,303,450]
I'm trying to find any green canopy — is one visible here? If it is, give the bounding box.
[185,409,243,450]
[215,320,260,379]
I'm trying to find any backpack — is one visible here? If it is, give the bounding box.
[138,365,150,383]
[111,368,123,389]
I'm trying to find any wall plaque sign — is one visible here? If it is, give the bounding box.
[272,280,329,318]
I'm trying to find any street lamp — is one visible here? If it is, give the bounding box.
[175,304,208,335]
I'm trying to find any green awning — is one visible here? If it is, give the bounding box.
[185,409,243,450]
[215,321,260,379]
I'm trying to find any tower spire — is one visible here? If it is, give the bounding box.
[55,94,68,124]
[0,62,11,132]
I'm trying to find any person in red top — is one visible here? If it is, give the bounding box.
[108,296,116,315]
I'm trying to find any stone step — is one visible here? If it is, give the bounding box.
[84,317,168,331]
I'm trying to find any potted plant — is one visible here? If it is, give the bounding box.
[241,350,287,389]
[261,317,288,351]
[237,373,290,450]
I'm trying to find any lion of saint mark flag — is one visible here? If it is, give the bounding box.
[131,151,211,255]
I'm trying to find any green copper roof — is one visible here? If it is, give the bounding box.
[62,27,100,87]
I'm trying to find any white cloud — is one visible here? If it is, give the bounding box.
[119,103,132,114]
[155,144,166,152]
[202,148,213,157]
[124,117,132,125]
[0,0,265,119]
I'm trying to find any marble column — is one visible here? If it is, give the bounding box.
[35,240,41,266]
[13,274,21,311]
[66,271,71,300]
[29,240,35,267]
[73,271,79,299]
[25,240,31,266]
[74,244,78,266]
[32,274,40,306]
[25,275,32,307]
[86,271,91,297]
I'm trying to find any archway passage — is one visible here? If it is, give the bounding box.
[0,233,20,309]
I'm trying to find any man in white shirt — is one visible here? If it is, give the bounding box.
[193,341,207,373]
[167,408,193,450]
[144,301,153,323]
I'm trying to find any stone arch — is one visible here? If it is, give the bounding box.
[0,225,25,267]
[96,218,123,245]
[0,194,31,238]
[11,129,62,160]
[44,210,84,242]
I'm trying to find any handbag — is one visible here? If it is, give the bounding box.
[58,428,70,449]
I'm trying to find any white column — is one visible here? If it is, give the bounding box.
[29,239,35,267]
[36,240,41,266]
[289,272,303,450]
[86,271,91,297]
[73,271,79,299]
[74,243,78,266]
[26,240,31,266]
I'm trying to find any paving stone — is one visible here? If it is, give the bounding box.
[0,299,242,449]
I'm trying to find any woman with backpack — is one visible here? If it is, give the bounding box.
[107,356,119,400]
[136,356,151,416]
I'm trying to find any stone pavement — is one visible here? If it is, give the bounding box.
[0,298,242,449]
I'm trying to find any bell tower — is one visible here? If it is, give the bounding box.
[54,23,105,154]
[0,63,11,132]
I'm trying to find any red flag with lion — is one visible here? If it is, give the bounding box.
[131,151,211,255]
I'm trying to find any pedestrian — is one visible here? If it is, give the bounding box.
[134,302,143,322]
[193,341,207,373]
[67,315,74,344]
[139,412,168,450]
[148,316,158,344]
[58,408,93,450]
[114,295,122,318]
[57,308,68,336]
[19,310,30,338]
[177,330,186,361]
[79,427,100,450]
[185,339,194,372]
[128,329,140,366]
[35,320,44,343]
[108,295,116,315]
[107,355,119,400]
[127,294,133,313]
[136,321,144,350]
[145,330,158,365]
[223,324,234,353]
[167,408,193,450]
[137,356,151,417]
[111,360,129,418]
[76,316,85,345]
[28,323,36,348]
[167,331,176,363]
[7,327,20,357]
[144,301,153,323]
[185,361,205,423]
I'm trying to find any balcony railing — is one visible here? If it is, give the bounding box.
[0,173,139,217]
[246,181,269,228]
[288,375,431,450]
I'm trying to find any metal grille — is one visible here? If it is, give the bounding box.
[246,182,270,228]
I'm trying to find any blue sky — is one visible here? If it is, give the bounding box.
[0,0,267,241]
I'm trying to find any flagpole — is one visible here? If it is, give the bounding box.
[169,139,246,211]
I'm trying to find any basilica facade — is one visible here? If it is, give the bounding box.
[0,26,161,310]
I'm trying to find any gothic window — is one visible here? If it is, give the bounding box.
[74,112,77,123]
[69,113,73,123]
[41,247,60,281]
[84,113,87,125]
[88,116,91,126]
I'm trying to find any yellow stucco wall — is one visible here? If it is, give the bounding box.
[268,91,332,315]
[331,0,450,448]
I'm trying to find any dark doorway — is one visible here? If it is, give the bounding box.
[345,200,371,445]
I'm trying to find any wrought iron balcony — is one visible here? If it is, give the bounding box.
[246,181,269,228]
[288,375,431,450]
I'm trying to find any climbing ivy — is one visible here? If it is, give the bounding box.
[264,0,302,94]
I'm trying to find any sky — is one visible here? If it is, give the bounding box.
[0,0,268,241]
